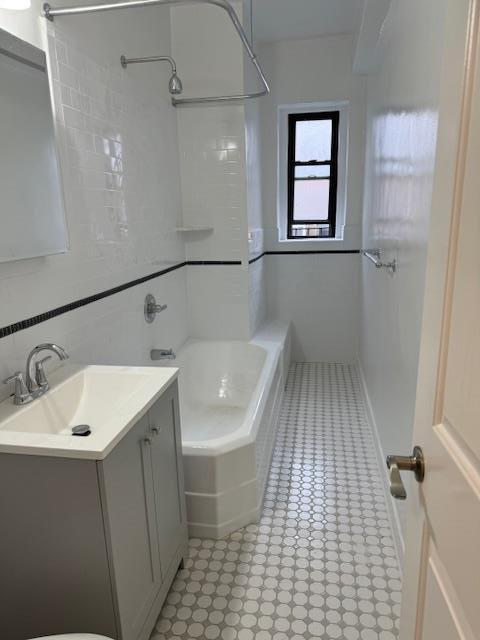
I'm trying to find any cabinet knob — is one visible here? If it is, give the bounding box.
[151,426,162,436]
[144,437,152,445]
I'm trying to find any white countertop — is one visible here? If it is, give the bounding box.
[0,364,178,460]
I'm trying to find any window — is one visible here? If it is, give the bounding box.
[287,111,340,239]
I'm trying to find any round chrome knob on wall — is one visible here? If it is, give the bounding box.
[144,293,167,323]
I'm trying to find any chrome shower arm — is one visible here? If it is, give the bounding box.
[42,0,270,106]
[121,54,177,73]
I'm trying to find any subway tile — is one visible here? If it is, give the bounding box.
[0,25,188,372]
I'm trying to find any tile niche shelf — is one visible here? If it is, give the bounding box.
[175,226,214,232]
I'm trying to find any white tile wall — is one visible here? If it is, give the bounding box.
[176,106,249,263]
[0,16,189,400]
[259,34,367,253]
[187,265,249,340]
[255,34,366,358]
[171,1,261,340]
[359,0,452,536]
[248,257,267,336]
[244,37,268,337]
[247,229,264,260]
[266,253,360,363]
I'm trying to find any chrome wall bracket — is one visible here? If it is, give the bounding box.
[363,249,396,274]
[144,294,167,323]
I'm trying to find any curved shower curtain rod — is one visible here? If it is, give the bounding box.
[42,0,270,106]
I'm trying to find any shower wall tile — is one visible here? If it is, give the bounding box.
[0,17,189,395]
[176,106,249,263]
[171,2,266,339]
[186,266,250,340]
[248,228,264,260]
[249,257,267,336]
[266,253,361,363]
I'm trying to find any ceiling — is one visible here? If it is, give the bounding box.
[251,0,366,44]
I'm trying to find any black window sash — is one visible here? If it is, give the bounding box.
[287,111,339,239]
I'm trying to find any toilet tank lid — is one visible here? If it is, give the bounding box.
[30,635,114,640]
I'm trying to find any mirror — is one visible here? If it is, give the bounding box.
[0,27,68,263]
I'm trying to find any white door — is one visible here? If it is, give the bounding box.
[395,1,480,637]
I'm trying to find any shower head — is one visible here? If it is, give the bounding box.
[168,71,183,95]
[120,54,183,96]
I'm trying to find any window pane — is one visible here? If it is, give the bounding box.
[295,119,332,162]
[293,179,330,221]
[295,165,330,179]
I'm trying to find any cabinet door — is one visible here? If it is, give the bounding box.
[100,414,161,640]
[148,382,187,576]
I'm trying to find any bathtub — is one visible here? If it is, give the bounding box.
[174,324,290,538]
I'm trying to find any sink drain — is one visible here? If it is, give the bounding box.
[71,424,91,436]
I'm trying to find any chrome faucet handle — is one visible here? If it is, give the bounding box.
[150,348,176,361]
[144,294,167,323]
[35,355,52,391]
[3,372,33,405]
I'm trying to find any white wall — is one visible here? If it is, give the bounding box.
[259,34,366,361]
[266,252,360,362]
[260,34,366,252]
[358,0,453,535]
[0,5,189,400]
[243,0,267,335]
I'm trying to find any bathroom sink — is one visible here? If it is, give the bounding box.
[0,364,178,459]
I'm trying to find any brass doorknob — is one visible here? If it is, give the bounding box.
[386,446,425,500]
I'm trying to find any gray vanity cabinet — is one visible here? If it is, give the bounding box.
[99,413,162,640]
[148,392,186,571]
[0,379,187,640]
[99,381,187,640]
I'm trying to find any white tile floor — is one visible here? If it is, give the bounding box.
[152,363,401,640]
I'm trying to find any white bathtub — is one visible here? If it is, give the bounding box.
[174,324,290,538]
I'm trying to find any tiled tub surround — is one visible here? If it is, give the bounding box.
[176,105,249,265]
[166,325,290,539]
[0,15,189,392]
[151,362,401,640]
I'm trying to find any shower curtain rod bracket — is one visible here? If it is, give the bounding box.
[44,3,54,20]
[41,0,270,106]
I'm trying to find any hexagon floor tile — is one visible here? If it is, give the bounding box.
[151,363,401,640]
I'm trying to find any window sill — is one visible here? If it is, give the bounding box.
[279,233,345,244]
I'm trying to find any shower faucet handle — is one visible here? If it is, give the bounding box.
[144,294,167,323]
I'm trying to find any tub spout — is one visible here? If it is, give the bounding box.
[151,348,176,360]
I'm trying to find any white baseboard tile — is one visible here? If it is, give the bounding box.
[355,354,405,570]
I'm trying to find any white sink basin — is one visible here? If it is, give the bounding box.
[0,364,178,459]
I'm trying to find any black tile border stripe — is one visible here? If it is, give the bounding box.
[249,249,360,263]
[248,252,267,265]
[266,249,360,255]
[0,261,189,340]
[0,250,359,340]
[187,260,242,266]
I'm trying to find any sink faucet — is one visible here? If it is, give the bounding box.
[3,343,69,405]
[150,348,176,361]
[25,343,69,397]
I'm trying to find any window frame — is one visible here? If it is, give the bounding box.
[286,110,340,239]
